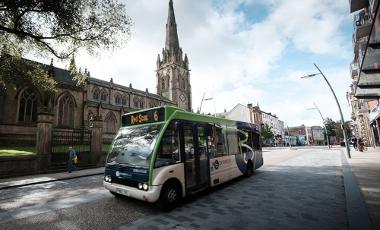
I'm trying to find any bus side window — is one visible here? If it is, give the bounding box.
[155,122,179,168]
[214,125,227,157]
[227,128,239,155]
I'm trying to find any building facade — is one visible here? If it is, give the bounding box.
[347,0,380,146]
[156,0,192,112]
[0,0,190,146]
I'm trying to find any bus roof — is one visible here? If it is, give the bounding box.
[121,106,260,131]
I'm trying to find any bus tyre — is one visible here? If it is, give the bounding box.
[158,182,180,211]
[245,161,253,177]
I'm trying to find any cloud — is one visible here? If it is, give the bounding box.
[29,0,353,127]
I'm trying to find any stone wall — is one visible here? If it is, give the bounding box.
[0,156,39,178]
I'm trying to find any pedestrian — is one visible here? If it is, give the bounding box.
[352,137,357,150]
[68,145,77,173]
[358,138,364,152]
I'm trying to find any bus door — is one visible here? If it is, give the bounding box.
[182,123,210,192]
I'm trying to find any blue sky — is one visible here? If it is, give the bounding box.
[39,0,356,126]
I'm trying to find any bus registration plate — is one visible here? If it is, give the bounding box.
[116,188,128,196]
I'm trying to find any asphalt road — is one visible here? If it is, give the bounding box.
[0,147,349,230]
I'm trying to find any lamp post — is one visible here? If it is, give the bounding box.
[199,93,216,116]
[301,63,351,158]
[307,103,330,149]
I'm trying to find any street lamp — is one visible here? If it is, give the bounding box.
[199,93,216,116]
[301,63,351,158]
[307,102,330,149]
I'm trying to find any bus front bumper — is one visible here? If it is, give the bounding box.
[103,181,162,203]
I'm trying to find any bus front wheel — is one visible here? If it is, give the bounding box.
[158,182,181,211]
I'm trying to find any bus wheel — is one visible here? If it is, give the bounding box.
[158,182,180,211]
[245,162,253,177]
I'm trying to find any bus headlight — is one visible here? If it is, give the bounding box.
[138,183,143,190]
[142,183,148,191]
[104,176,111,182]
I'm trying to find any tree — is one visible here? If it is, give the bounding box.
[0,0,132,59]
[261,124,274,141]
[0,0,131,98]
[324,118,352,140]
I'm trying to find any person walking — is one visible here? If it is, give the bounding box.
[358,138,364,152]
[68,145,77,173]
[352,137,357,150]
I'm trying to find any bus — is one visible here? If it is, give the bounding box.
[103,106,263,209]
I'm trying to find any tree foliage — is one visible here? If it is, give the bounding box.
[0,45,56,95]
[0,0,132,58]
[324,117,352,139]
[0,0,131,96]
[261,124,274,141]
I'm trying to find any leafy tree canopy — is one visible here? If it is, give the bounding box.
[261,124,274,141]
[0,0,131,96]
[324,117,352,139]
[0,0,132,58]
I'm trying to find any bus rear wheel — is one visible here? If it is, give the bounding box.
[158,182,181,211]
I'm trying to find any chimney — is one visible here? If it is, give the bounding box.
[247,103,253,109]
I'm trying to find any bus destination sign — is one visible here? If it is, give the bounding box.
[122,108,165,126]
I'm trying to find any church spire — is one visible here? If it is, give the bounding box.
[165,0,180,52]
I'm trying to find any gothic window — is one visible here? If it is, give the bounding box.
[133,97,139,108]
[93,88,100,100]
[104,112,117,133]
[100,90,107,102]
[58,93,75,127]
[140,101,144,108]
[115,94,122,105]
[18,88,38,123]
[122,95,128,106]
[162,79,165,90]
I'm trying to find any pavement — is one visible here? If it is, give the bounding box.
[0,146,379,229]
[346,147,380,230]
[0,167,105,190]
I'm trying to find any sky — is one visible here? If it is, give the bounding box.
[35,0,355,127]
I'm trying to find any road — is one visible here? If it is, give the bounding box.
[0,147,349,230]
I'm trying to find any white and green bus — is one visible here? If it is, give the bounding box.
[104,106,263,209]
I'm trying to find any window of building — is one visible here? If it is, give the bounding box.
[93,89,99,100]
[18,88,38,123]
[58,93,75,127]
[104,112,117,133]
[122,96,127,106]
[115,94,121,105]
[140,101,144,108]
[161,79,165,90]
[100,90,107,102]
[155,121,179,168]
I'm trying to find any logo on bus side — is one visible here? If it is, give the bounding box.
[213,160,219,169]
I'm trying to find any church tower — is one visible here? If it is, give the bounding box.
[156,0,192,111]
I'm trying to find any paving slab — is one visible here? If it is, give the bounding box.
[346,148,380,230]
[0,167,105,189]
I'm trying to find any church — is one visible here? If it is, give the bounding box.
[0,0,191,145]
